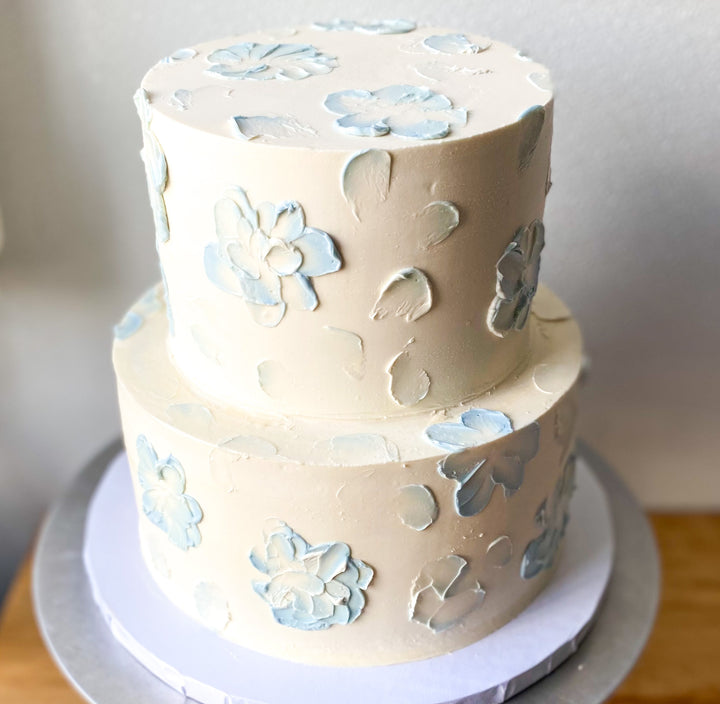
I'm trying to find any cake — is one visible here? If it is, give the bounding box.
[112,20,581,668]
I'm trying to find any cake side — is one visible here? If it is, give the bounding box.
[112,284,581,666]
[136,25,553,417]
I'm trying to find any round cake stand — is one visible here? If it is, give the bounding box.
[32,439,659,704]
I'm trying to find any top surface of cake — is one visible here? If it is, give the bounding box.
[142,22,552,150]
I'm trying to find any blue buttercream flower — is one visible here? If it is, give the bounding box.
[113,285,164,341]
[324,85,467,139]
[488,219,545,337]
[425,409,540,517]
[250,520,374,631]
[521,452,576,579]
[206,42,337,81]
[313,18,416,34]
[204,187,342,327]
[133,89,170,245]
[136,435,202,551]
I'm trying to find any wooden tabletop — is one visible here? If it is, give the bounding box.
[0,515,718,703]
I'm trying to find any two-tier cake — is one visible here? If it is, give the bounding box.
[112,20,582,667]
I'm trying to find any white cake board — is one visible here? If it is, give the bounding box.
[81,451,613,704]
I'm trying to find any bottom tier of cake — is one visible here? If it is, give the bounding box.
[112,285,582,667]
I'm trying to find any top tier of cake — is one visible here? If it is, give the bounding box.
[137,22,553,418]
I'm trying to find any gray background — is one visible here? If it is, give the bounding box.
[1,0,718,601]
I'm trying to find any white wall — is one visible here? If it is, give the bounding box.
[1,0,719,597]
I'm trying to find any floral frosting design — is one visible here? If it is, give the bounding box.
[324,85,467,140]
[113,285,164,341]
[410,555,485,633]
[133,89,170,245]
[250,520,374,631]
[423,33,490,55]
[136,435,202,551]
[521,453,576,579]
[312,18,416,34]
[426,409,540,517]
[204,187,342,327]
[205,42,337,81]
[488,219,545,337]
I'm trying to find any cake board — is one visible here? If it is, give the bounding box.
[32,440,660,704]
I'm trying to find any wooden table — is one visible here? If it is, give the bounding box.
[0,515,718,703]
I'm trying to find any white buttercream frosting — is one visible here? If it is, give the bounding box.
[137,25,553,417]
[114,286,581,664]
[111,23,582,667]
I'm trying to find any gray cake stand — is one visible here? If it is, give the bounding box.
[32,439,659,704]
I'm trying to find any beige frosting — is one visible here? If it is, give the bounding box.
[140,25,553,417]
[113,286,581,665]
[112,24,580,667]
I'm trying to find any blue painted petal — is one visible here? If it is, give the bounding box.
[355,561,374,590]
[165,507,196,550]
[268,532,295,563]
[418,92,453,111]
[336,114,389,137]
[208,44,252,62]
[159,263,175,336]
[489,297,516,334]
[498,249,525,297]
[324,89,374,115]
[184,522,202,550]
[438,451,484,483]
[385,117,449,140]
[280,571,325,597]
[227,187,258,231]
[516,422,541,461]
[246,300,286,327]
[184,494,203,524]
[271,43,313,58]
[158,456,186,493]
[446,107,468,126]
[114,311,143,340]
[204,244,248,297]
[315,542,350,581]
[344,586,366,624]
[423,33,481,55]
[243,64,269,77]
[312,595,334,620]
[226,241,261,279]
[331,602,351,625]
[456,467,495,517]
[143,135,167,190]
[136,435,159,489]
[238,269,281,306]
[282,273,318,311]
[461,409,513,438]
[214,197,247,241]
[273,201,305,242]
[150,190,170,245]
[325,579,351,601]
[374,84,431,105]
[278,65,311,80]
[141,489,167,528]
[250,43,280,60]
[295,228,342,276]
[358,19,416,34]
[491,455,524,496]
[265,243,303,276]
[249,547,268,574]
[256,201,277,234]
[312,19,356,31]
[425,422,485,451]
